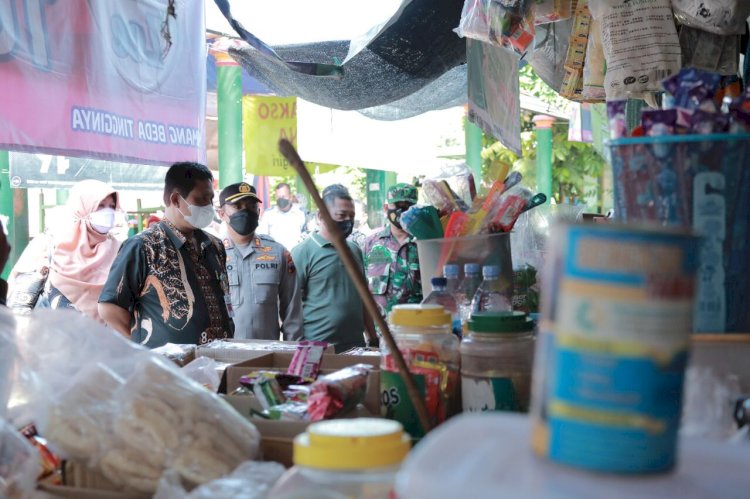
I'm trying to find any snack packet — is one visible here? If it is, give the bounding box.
[307,365,371,421]
[287,341,327,379]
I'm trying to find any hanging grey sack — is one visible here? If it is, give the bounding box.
[218,0,467,111]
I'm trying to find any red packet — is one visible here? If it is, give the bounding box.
[288,341,328,379]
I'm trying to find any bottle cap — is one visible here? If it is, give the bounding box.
[443,264,459,279]
[464,263,481,274]
[294,418,410,470]
[468,311,534,333]
[431,277,448,287]
[482,265,500,278]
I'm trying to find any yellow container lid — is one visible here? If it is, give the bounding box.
[389,304,451,328]
[293,418,411,470]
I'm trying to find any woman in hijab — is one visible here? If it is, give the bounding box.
[45,180,123,320]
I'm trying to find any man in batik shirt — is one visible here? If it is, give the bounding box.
[99,162,234,347]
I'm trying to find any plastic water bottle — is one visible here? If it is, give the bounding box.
[443,264,461,294]
[471,265,512,313]
[457,263,482,322]
[422,277,462,338]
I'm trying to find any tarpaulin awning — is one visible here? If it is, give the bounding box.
[216,0,467,116]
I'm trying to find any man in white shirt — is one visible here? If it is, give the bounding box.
[257,182,307,250]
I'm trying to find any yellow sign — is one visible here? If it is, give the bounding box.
[243,95,338,176]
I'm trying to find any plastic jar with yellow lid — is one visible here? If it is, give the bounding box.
[268,418,410,498]
[381,304,460,438]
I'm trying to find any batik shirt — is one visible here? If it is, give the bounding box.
[363,225,422,319]
[99,220,233,347]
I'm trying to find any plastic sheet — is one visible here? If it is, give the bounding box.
[154,461,285,499]
[0,308,17,418]
[396,413,750,499]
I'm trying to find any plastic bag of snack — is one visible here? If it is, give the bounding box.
[182,356,222,392]
[153,343,197,367]
[589,0,681,100]
[534,0,572,24]
[9,310,262,495]
[672,0,750,35]
[529,17,574,92]
[456,0,535,55]
[0,418,39,499]
[307,365,371,421]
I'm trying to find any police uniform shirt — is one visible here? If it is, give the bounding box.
[225,234,303,341]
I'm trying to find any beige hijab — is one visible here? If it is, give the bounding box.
[49,180,121,321]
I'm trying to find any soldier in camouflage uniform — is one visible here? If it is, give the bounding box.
[363,183,422,320]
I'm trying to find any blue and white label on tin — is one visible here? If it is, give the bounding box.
[534,225,699,474]
[693,172,726,332]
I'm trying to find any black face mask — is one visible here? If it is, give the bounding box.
[228,209,259,236]
[387,208,405,230]
[336,220,354,238]
[277,198,291,210]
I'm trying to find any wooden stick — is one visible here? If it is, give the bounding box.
[279,139,432,435]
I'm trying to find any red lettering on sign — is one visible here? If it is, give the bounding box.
[258,103,269,120]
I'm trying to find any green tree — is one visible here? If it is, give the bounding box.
[479,65,607,210]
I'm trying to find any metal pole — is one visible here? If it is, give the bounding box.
[216,54,243,188]
[533,115,555,203]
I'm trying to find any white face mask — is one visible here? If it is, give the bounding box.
[89,207,116,234]
[179,196,215,229]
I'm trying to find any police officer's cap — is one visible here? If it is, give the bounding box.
[220,182,262,206]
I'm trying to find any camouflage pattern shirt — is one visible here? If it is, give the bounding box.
[363,225,422,319]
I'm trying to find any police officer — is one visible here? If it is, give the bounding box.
[363,183,422,321]
[217,183,303,341]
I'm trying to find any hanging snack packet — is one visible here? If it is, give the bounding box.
[641,109,677,137]
[606,100,628,139]
[582,18,605,102]
[589,0,680,101]
[456,0,535,54]
[672,0,750,36]
[662,68,722,111]
[560,1,591,100]
[534,0,572,25]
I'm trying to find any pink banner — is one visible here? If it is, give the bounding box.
[0,0,206,166]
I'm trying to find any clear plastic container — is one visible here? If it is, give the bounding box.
[269,418,410,499]
[461,312,534,412]
[381,304,460,438]
[471,265,512,312]
[422,277,461,338]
